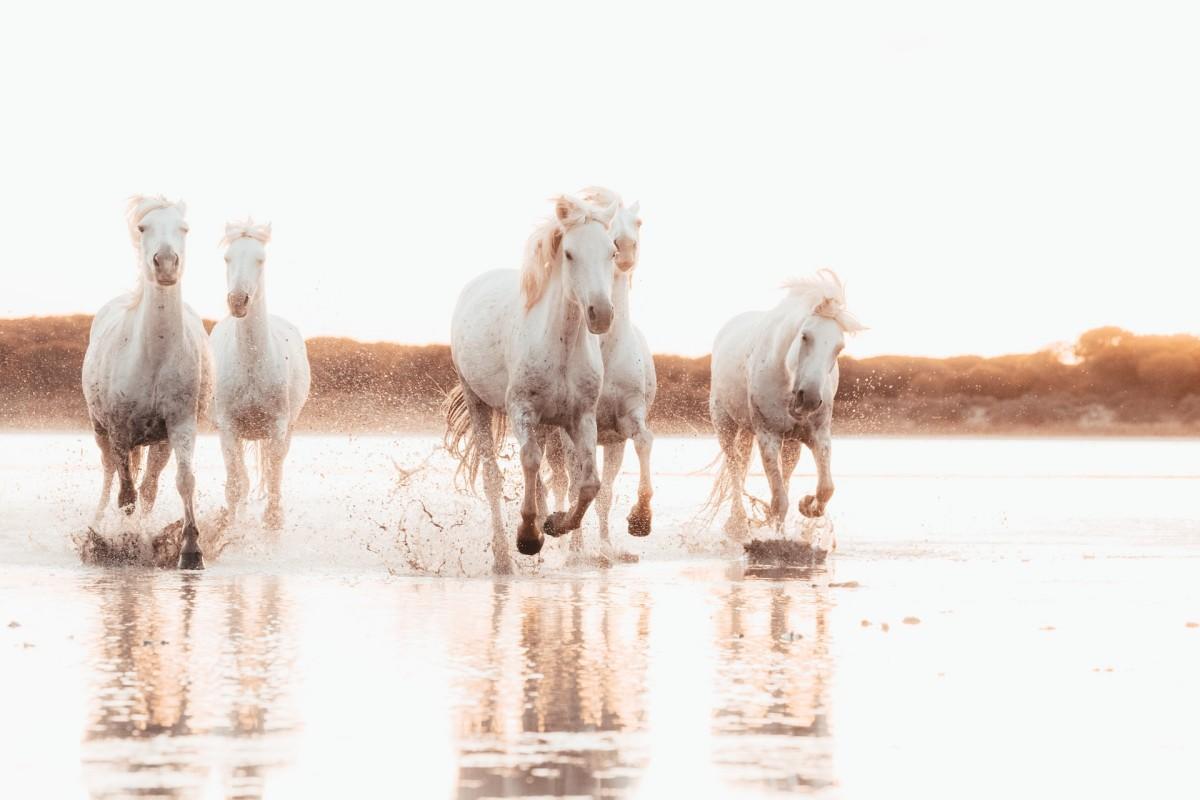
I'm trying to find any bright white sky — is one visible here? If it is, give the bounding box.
[2,1,1198,357]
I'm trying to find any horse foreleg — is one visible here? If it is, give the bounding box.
[511,407,545,557]
[545,413,600,539]
[138,442,171,514]
[218,428,248,527]
[627,411,654,537]
[114,444,137,516]
[264,425,291,530]
[755,425,788,529]
[168,421,203,570]
[799,428,834,519]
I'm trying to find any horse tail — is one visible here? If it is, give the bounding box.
[701,449,734,519]
[245,440,268,500]
[443,382,506,491]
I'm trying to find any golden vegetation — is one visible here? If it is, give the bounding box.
[3,318,1199,434]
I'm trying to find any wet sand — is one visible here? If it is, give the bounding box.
[1,434,1199,798]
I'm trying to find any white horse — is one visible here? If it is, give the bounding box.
[82,195,214,569]
[544,187,656,550]
[708,269,865,539]
[210,219,311,530]
[445,194,619,570]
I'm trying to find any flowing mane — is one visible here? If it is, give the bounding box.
[221,217,272,248]
[579,186,622,209]
[780,269,866,333]
[519,196,613,311]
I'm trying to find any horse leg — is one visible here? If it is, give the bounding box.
[168,421,203,570]
[92,426,116,524]
[114,443,137,516]
[544,413,600,539]
[627,410,654,537]
[714,411,749,537]
[218,428,248,528]
[799,427,835,519]
[754,424,788,530]
[264,424,291,530]
[510,405,545,557]
[138,442,171,514]
[543,428,570,512]
[595,441,624,544]
[462,383,510,573]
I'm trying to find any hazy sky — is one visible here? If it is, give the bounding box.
[2,1,1198,357]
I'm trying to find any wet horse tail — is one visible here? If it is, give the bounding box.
[443,382,506,491]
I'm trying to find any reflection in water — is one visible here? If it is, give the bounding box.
[714,568,832,793]
[454,579,654,798]
[448,568,833,797]
[82,573,297,799]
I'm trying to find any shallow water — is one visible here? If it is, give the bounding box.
[1,434,1199,798]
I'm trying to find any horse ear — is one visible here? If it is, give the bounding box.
[629,200,640,217]
[176,201,187,217]
[262,222,273,244]
[593,201,619,227]
[554,196,579,226]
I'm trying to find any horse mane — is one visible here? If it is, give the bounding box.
[579,186,622,209]
[780,269,867,333]
[124,194,186,308]
[519,196,614,311]
[126,195,185,247]
[221,217,273,248]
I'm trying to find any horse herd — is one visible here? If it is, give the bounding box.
[82,191,863,571]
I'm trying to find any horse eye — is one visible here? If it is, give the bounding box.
[801,333,810,343]
[565,250,574,261]
[180,226,189,234]
[137,225,146,234]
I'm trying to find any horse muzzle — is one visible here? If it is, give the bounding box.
[586,301,613,334]
[152,249,180,286]
[227,291,250,318]
[789,390,823,419]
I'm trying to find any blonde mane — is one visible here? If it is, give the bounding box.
[780,269,866,333]
[519,196,614,311]
[221,217,273,248]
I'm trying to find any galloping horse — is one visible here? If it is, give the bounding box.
[210,219,311,529]
[82,195,214,569]
[708,270,865,539]
[445,194,618,571]
[545,187,656,551]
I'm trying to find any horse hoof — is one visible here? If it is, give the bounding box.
[543,511,571,538]
[799,496,824,518]
[516,531,544,556]
[178,549,205,570]
[627,507,652,537]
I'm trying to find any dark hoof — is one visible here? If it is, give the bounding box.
[543,511,572,538]
[178,524,204,570]
[178,549,205,570]
[799,495,824,518]
[627,506,652,537]
[516,531,544,556]
[120,503,136,516]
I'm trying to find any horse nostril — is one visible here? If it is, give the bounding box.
[153,253,162,268]
[588,305,597,322]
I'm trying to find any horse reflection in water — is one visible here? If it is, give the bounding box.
[81,575,296,799]
[715,569,833,793]
[452,580,653,798]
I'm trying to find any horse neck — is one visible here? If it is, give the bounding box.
[234,283,273,358]
[609,272,633,332]
[766,302,808,362]
[133,279,185,364]
[531,270,589,355]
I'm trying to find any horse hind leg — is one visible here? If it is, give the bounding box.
[92,426,116,524]
[543,429,570,513]
[138,442,172,514]
[627,411,654,537]
[596,441,625,544]
[460,382,512,573]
